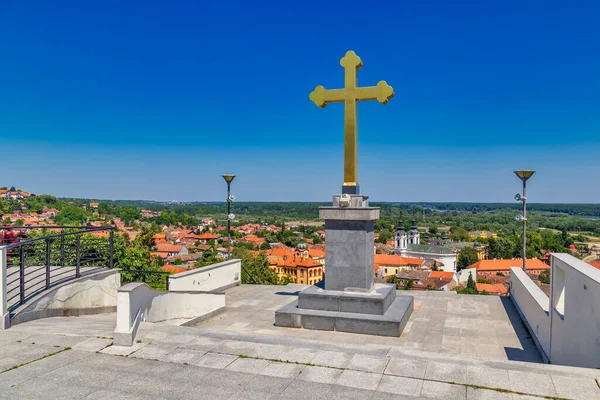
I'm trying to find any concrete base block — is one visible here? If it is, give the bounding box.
[298,284,396,315]
[275,294,414,337]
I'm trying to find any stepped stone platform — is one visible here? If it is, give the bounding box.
[276,283,413,336]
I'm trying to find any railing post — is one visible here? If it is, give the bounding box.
[19,246,25,306]
[45,239,51,290]
[60,230,65,268]
[166,275,170,291]
[109,229,114,269]
[0,246,9,329]
[75,235,81,278]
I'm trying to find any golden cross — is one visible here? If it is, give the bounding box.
[309,50,394,194]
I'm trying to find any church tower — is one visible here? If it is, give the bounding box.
[394,220,407,250]
[408,219,420,245]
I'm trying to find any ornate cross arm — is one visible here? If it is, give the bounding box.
[309,86,344,108]
[355,81,395,104]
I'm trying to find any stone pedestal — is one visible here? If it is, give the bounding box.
[275,194,413,337]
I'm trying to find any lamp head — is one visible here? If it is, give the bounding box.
[221,174,236,184]
[227,213,235,221]
[514,170,535,182]
[515,214,527,222]
[514,193,522,201]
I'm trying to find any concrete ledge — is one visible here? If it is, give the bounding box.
[276,295,414,337]
[318,207,380,221]
[114,282,226,346]
[168,259,241,292]
[298,284,396,315]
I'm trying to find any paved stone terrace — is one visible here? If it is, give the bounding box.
[1,285,599,399]
[1,313,600,399]
[196,284,541,363]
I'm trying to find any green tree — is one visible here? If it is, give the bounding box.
[279,275,295,285]
[467,271,477,291]
[458,247,479,269]
[431,261,439,271]
[401,280,414,290]
[14,219,24,226]
[450,227,470,242]
[538,269,550,284]
[260,241,271,250]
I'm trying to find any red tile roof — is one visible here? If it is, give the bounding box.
[161,264,187,274]
[476,283,508,295]
[429,271,455,280]
[468,259,548,272]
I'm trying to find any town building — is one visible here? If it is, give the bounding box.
[394,220,457,272]
[467,258,549,275]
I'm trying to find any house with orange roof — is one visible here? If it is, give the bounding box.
[195,232,220,244]
[153,233,166,243]
[161,264,187,274]
[154,242,188,259]
[468,259,549,276]
[374,254,426,278]
[475,283,508,296]
[242,234,265,248]
[268,252,324,285]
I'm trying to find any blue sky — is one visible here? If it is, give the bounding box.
[1,0,599,202]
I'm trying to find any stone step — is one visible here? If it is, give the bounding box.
[275,297,413,336]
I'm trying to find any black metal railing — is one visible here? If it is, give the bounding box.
[120,269,171,291]
[3,226,114,313]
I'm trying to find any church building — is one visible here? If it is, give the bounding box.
[394,220,457,272]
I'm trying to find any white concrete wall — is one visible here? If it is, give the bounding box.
[509,267,550,360]
[549,254,600,369]
[114,282,226,346]
[168,259,241,292]
[4,266,120,327]
[510,254,600,369]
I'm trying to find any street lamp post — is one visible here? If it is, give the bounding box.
[221,174,236,260]
[514,170,535,273]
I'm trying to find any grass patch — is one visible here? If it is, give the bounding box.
[0,347,71,374]
[136,340,142,344]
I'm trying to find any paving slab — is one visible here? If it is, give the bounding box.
[296,365,343,384]
[328,385,380,399]
[159,348,207,364]
[311,350,353,368]
[507,370,556,398]
[550,374,600,400]
[336,370,383,391]
[277,379,333,400]
[278,346,319,363]
[190,352,237,369]
[466,387,511,399]
[225,357,271,374]
[385,357,428,379]
[425,360,467,384]
[347,353,389,373]
[130,344,176,360]
[421,380,466,399]
[259,361,304,378]
[229,374,294,399]
[72,337,113,353]
[376,374,423,397]
[100,342,147,356]
[466,366,511,391]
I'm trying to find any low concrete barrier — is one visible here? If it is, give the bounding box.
[9,268,120,327]
[509,267,550,362]
[168,259,241,292]
[113,282,226,346]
